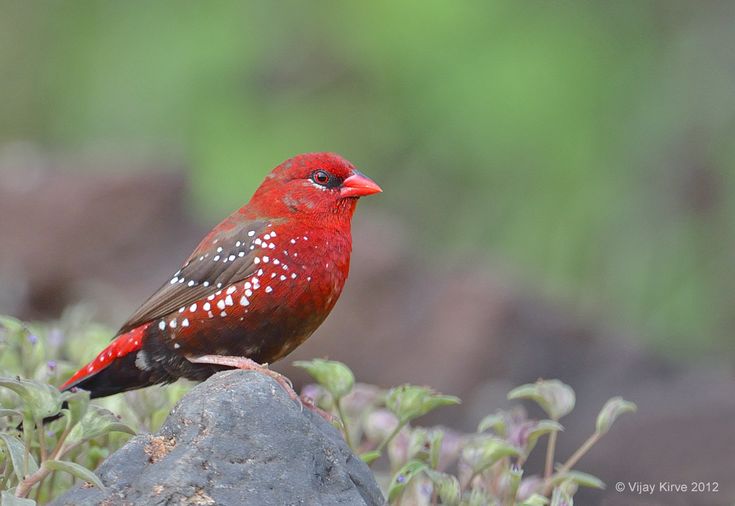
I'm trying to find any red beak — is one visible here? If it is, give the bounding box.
[340,171,383,198]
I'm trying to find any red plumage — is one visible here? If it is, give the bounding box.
[60,152,381,398]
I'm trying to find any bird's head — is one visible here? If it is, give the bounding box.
[248,152,382,220]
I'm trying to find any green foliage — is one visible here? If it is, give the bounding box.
[386,385,461,424]
[0,373,132,503]
[508,380,575,421]
[0,312,187,504]
[298,359,636,505]
[293,359,354,400]
[595,397,637,435]
[0,315,637,505]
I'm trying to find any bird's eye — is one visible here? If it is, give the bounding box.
[311,170,332,186]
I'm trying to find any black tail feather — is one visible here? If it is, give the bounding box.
[67,353,155,399]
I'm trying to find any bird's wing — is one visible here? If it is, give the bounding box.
[117,219,271,334]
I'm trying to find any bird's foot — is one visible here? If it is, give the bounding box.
[299,394,336,423]
[187,354,298,401]
[187,354,334,423]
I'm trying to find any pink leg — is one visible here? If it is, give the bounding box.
[188,354,334,422]
[187,354,298,401]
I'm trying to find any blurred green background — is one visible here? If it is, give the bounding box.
[1,0,734,359]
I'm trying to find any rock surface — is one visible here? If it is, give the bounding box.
[51,370,384,506]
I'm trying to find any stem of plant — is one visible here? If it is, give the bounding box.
[22,416,33,477]
[542,431,601,496]
[50,424,72,462]
[15,465,48,498]
[544,428,558,481]
[0,463,9,490]
[15,431,75,498]
[376,419,408,454]
[37,422,48,462]
[334,397,352,450]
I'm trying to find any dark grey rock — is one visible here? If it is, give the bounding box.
[51,370,384,506]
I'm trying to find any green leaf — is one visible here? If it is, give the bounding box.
[465,488,492,506]
[387,459,427,502]
[0,433,38,482]
[519,493,550,506]
[0,409,23,419]
[0,316,25,334]
[595,397,636,434]
[0,490,37,506]
[425,469,460,506]
[0,377,63,420]
[66,405,135,444]
[551,480,577,506]
[524,419,564,455]
[407,428,428,462]
[428,430,444,469]
[385,385,460,423]
[552,470,605,490]
[461,436,520,474]
[507,465,523,502]
[43,460,105,491]
[508,380,575,420]
[359,450,381,464]
[293,359,354,399]
[477,412,506,435]
[60,389,90,429]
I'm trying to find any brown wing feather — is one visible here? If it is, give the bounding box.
[118,220,270,334]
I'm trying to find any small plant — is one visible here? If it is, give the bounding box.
[1,314,636,505]
[0,316,136,504]
[296,359,636,505]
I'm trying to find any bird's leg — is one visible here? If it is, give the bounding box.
[188,355,335,423]
[187,354,297,400]
[298,393,336,423]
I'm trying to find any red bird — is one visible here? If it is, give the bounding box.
[60,152,381,398]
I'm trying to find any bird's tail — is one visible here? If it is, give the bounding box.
[32,325,157,427]
[64,352,155,398]
[59,323,154,398]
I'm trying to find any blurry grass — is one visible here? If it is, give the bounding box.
[0,0,734,358]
